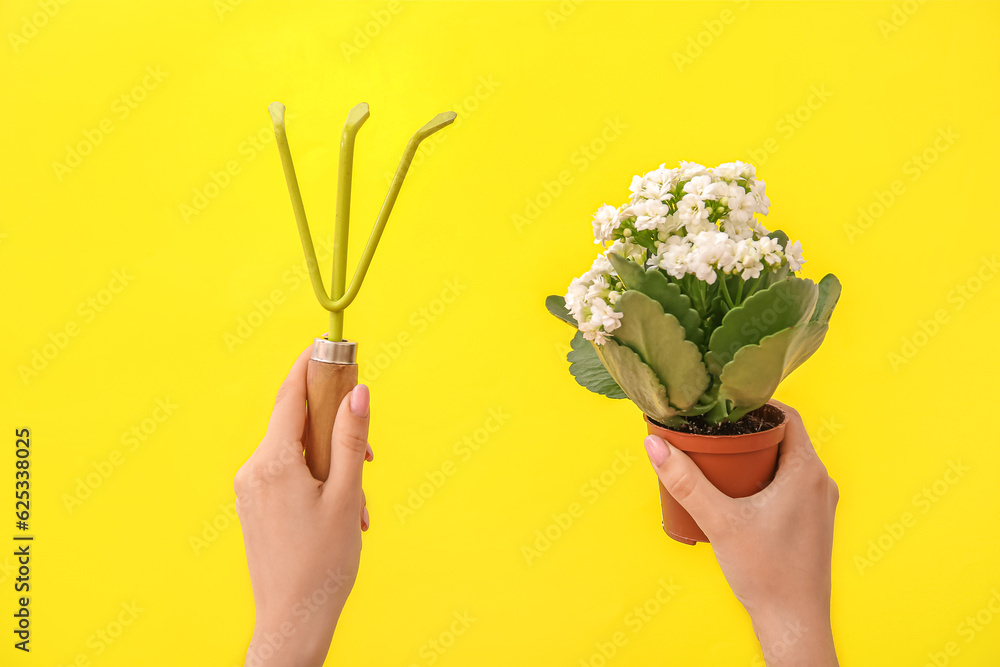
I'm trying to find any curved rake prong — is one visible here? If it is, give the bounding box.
[268,101,337,311]
[329,103,371,340]
[332,111,457,315]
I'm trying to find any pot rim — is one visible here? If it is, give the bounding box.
[644,404,787,455]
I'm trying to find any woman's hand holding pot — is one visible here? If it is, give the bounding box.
[643,400,839,667]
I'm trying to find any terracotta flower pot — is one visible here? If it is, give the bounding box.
[645,404,787,545]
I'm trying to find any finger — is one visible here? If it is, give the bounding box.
[767,400,819,477]
[264,345,313,444]
[324,384,370,502]
[360,485,368,532]
[644,435,735,536]
[365,442,374,462]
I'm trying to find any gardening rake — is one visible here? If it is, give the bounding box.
[268,101,456,481]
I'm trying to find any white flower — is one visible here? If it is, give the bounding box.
[723,220,754,241]
[589,298,623,333]
[607,238,647,265]
[756,236,783,265]
[645,164,678,186]
[785,240,805,272]
[564,280,587,321]
[628,174,645,203]
[703,180,730,200]
[588,329,610,345]
[734,239,764,280]
[749,217,770,237]
[676,193,710,230]
[689,231,734,284]
[725,183,755,225]
[592,204,621,244]
[660,212,684,235]
[630,164,679,204]
[640,180,675,202]
[683,174,728,201]
[631,199,672,231]
[586,274,610,300]
[683,174,714,196]
[678,161,709,180]
[712,161,754,181]
[590,252,614,278]
[749,179,770,215]
[654,235,692,279]
[580,318,603,342]
[689,257,718,284]
[712,162,741,181]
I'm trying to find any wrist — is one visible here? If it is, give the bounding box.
[750,605,837,667]
[247,619,332,667]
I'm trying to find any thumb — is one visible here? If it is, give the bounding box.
[644,435,735,537]
[324,384,370,502]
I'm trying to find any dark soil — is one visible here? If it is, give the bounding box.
[652,405,783,436]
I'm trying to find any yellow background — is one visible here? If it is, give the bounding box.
[2,1,999,665]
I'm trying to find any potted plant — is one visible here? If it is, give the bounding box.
[546,160,841,545]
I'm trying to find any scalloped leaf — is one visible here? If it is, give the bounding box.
[811,274,841,325]
[594,337,678,424]
[567,331,627,399]
[546,294,576,327]
[706,277,818,374]
[721,321,829,421]
[613,291,710,411]
[609,250,700,333]
[627,267,704,347]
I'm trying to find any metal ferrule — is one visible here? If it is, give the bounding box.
[311,337,357,365]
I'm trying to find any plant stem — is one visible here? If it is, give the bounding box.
[719,273,735,309]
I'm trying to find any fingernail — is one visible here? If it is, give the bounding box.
[350,384,370,418]
[361,507,370,531]
[365,443,374,462]
[644,435,670,466]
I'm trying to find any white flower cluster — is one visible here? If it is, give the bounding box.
[651,231,805,283]
[591,160,771,245]
[568,161,807,344]
[564,240,646,344]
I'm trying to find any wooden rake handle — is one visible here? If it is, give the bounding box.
[303,339,358,482]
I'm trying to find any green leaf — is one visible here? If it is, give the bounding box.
[568,331,627,399]
[608,252,645,289]
[720,321,829,421]
[546,294,576,327]
[782,321,830,379]
[613,291,710,411]
[594,337,678,423]
[625,267,705,347]
[707,277,818,374]
[810,274,841,325]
